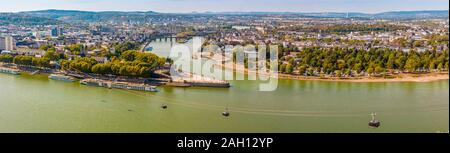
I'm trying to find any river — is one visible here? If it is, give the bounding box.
[0,72,448,132]
[0,38,448,133]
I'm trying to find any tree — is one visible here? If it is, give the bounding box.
[114,42,139,55]
[445,62,449,71]
[285,64,293,74]
[92,63,112,75]
[121,50,138,61]
[39,44,54,51]
[429,61,436,71]
[13,55,33,66]
[437,63,444,72]
[0,54,13,63]
[337,59,346,70]
[65,44,82,54]
[271,45,447,77]
[353,63,363,73]
[404,55,420,72]
[32,58,51,68]
[61,57,98,73]
[60,49,165,77]
[367,67,374,75]
[335,70,342,78]
[375,66,384,74]
[386,53,395,69]
[279,63,287,73]
[44,51,62,61]
[298,65,307,75]
[307,68,315,76]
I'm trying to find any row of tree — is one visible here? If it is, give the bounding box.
[1,42,165,77]
[0,54,51,68]
[277,47,449,76]
[60,50,166,77]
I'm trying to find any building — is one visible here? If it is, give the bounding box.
[51,27,64,38]
[91,56,109,64]
[0,36,15,51]
[33,31,51,39]
[232,26,251,30]
[15,48,45,57]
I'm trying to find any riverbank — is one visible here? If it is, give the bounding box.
[216,63,449,83]
[3,63,448,83]
[276,72,449,83]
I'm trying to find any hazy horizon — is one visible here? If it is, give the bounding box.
[0,0,448,13]
[2,9,449,14]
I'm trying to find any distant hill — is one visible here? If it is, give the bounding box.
[3,9,448,24]
[203,10,449,19]
[373,10,449,19]
[20,9,160,22]
[0,13,62,26]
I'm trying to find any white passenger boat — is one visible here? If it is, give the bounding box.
[48,74,76,82]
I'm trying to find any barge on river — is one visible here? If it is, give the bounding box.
[0,68,21,75]
[80,79,157,92]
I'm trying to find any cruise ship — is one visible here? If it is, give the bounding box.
[80,79,157,92]
[0,68,21,75]
[48,74,76,82]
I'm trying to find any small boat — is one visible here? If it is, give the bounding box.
[144,86,158,92]
[49,74,76,82]
[222,111,230,117]
[222,108,230,117]
[161,104,168,109]
[368,113,381,128]
[80,79,101,86]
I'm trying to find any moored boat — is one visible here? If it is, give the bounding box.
[48,74,76,82]
[0,68,21,75]
[80,78,158,92]
[111,82,158,92]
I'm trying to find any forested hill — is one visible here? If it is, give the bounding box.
[0,13,62,26]
[19,9,159,22]
[18,10,450,21]
[1,9,448,25]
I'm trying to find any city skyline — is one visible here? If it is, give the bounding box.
[0,0,448,13]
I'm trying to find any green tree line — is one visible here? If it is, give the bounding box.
[0,55,52,69]
[61,50,165,77]
[277,47,449,76]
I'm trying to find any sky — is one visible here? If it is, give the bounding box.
[0,0,448,13]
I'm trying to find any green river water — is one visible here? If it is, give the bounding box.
[0,73,448,133]
[0,38,448,133]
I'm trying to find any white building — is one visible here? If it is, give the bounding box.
[0,36,15,51]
